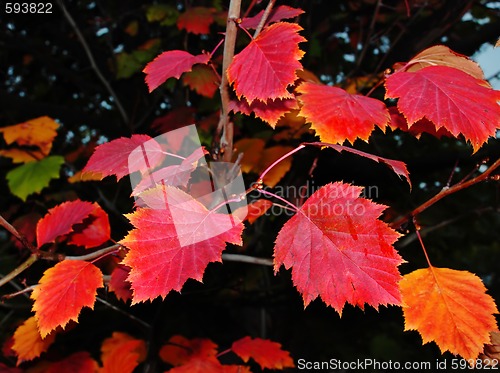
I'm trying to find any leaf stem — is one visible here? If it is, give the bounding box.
[391,157,500,229]
[414,220,433,268]
[258,144,305,184]
[65,244,122,261]
[255,189,299,213]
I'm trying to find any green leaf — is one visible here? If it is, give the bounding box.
[7,156,64,201]
[146,4,179,26]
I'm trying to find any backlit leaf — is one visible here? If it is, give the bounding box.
[31,260,103,338]
[297,82,390,144]
[143,51,210,92]
[227,22,305,104]
[0,148,46,164]
[182,65,219,98]
[12,316,56,365]
[231,336,294,370]
[36,200,95,248]
[400,267,498,360]
[159,335,218,366]
[100,332,146,373]
[177,7,215,35]
[394,45,486,81]
[108,265,133,302]
[82,135,164,181]
[385,65,500,152]
[0,116,58,156]
[68,203,111,248]
[274,182,403,313]
[120,186,243,303]
[7,155,64,201]
[240,5,304,29]
[229,97,299,128]
[166,359,225,373]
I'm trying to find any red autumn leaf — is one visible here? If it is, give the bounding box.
[45,352,99,373]
[231,336,294,370]
[388,106,453,139]
[229,97,299,128]
[151,107,197,135]
[399,267,499,361]
[82,134,165,181]
[36,200,95,248]
[297,82,390,144]
[12,316,56,365]
[68,203,110,248]
[307,142,411,187]
[11,212,41,250]
[182,64,219,98]
[132,146,208,195]
[177,7,215,35]
[159,335,218,366]
[143,51,210,92]
[240,5,304,29]
[385,65,500,152]
[100,332,146,373]
[108,265,133,302]
[31,260,103,338]
[274,182,403,313]
[236,199,273,224]
[120,186,243,303]
[227,22,305,104]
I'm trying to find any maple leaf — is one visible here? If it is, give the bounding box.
[388,106,453,139]
[120,186,243,303]
[36,200,95,248]
[100,332,146,373]
[394,45,486,81]
[143,51,210,92]
[231,336,295,370]
[68,203,111,248]
[182,64,219,98]
[0,116,59,156]
[159,335,218,366]
[82,134,164,181]
[12,316,56,365]
[399,267,499,361]
[7,155,64,201]
[240,5,304,29]
[227,22,305,104]
[385,65,500,152]
[45,352,99,373]
[177,7,215,35]
[297,82,390,144]
[274,182,403,313]
[229,97,299,128]
[108,265,133,302]
[31,260,103,338]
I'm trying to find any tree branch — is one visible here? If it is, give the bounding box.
[0,254,38,288]
[56,0,129,125]
[253,0,276,38]
[215,0,241,162]
[222,253,273,266]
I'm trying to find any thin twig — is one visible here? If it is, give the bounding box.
[356,0,382,69]
[95,297,151,330]
[253,0,276,38]
[0,214,38,254]
[391,157,500,229]
[215,0,242,162]
[0,254,38,288]
[222,253,273,266]
[65,244,122,261]
[56,0,129,125]
[2,285,37,300]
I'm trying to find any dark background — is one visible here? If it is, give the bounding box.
[1,0,500,371]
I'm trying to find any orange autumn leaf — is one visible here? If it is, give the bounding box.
[159,335,218,367]
[400,267,499,360]
[68,203,111,248]
[0,148,46,164]
[231,336,294,370]
[229,97,299,128]
[12,316,56,365]
[100,332,146,373]
[0,116,58,156]
[31,260,103,338]
[182,64,219,98]
[45,352,99,373]
[165,358,224,373]
[245,199,273,224]
[481,331,500,361]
